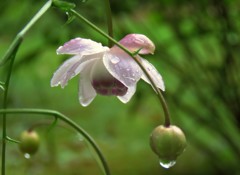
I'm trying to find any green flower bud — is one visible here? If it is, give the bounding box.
[19,130,40,155]
[150,125,187,164]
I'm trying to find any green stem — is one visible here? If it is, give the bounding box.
[0,108,110,175]
[103,0,113,47]
[0,0,52,67]
[1,1,52,175]
[69,9,171,127]
[5,137,20,144]
[1,52,17,175]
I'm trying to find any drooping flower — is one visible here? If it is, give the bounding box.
[51,34,165,106]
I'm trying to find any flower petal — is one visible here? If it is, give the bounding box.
[103,47,142,87]
[51,53,102,88]
[117,85,136,103]
[140,57,165,91]
[51,55,81,88]
[57,38,109,55]
[119,34,155,54]
[78,61,97,107]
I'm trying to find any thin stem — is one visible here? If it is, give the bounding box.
[1,1,52,175]
[0,0,52,67]
[0,108,110,175]
[103,0,113,47]
[1,51,17,175]
[69,9,171,126]
[5,137,20,144]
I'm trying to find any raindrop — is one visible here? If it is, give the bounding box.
[111,56,120,64]
[159,159,176,169]
[24,153,31,159]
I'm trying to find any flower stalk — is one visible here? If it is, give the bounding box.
[69,9,171,127]
[103,0,114,47]
[1,1,52,175]
[0,108,110,175]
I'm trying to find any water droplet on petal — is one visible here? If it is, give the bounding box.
[24,153,31,159]
[159,159,176,169]
[111,56,120,64]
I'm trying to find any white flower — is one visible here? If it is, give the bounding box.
[51,34,165,106]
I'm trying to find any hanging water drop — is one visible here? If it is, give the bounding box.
[24,153,31,159]
[111,56,120,64]
[159,159,176,169]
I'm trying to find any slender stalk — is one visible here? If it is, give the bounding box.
[69,9,171,126]
[1,51,17,175]
[0,0,52,67]
[5,137,20,144]
[1,1,52,174]
[0,108,110,175]
[103,0,113,47]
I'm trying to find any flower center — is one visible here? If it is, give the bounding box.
[91,77,128,96]
[90,59,128,96]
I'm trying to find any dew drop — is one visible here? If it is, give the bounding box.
[159,159,176,169]
[24,153,31,159]
[111,56,120,64]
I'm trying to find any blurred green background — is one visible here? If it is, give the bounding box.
[1,0,240,174]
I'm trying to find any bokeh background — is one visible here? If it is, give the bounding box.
[1,0,240,174]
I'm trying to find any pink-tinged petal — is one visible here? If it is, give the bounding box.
[118,34,155,55]
[78,61,97,107]
[117,85,136,103]
[51,55,81,88]
[51,53,102,88]
[103,47,142,87]
[140,57,165,91]
[57,38,109,55]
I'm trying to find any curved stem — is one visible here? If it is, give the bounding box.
[0,0,52,67]
[0,108,110,175]
[1,1,52,175]
[69,9,171,126]
[1,52,17,175]
[103,0,113,47]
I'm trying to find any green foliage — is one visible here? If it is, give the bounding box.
[1,0,240,175]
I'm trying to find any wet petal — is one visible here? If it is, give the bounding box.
[51,53,102,88]
[117,85,136,103]
[57,38,109,55]
[140,57,165,91]
[78,61,97,106]
[103,47,142,87]
[119,34,155,54]
[51,55,81,88]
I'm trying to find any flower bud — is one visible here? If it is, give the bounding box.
[19,130,40,155]
[150,125,186,163]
